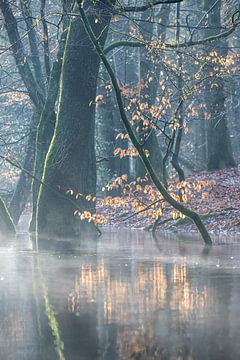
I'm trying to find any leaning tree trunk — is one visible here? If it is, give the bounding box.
[36,1,115,240]
[204,0,236,170]
[0,197,15,235]
[9,110,39,224]
[78,3,212,245]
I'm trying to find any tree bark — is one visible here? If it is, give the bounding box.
[204,0,236,170]
[0,0,45,109]
[36,1,115,240]
[171,2,185,182]
[0,0,45,224]
[9,110,39,224]
[20,0,45,91]
[29,30,68,233]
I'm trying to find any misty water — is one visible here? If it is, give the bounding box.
[1,230,240,360]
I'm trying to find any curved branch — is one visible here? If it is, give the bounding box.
[117,0,183,12]
[104,21,239,54]
[104,40,144,54]
[77,0,212,245]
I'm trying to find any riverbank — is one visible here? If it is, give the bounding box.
[98,167,240,236]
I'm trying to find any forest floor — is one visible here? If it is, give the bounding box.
[98,167,240,236]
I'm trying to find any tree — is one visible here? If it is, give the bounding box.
[0,197,15,235]
[9,110,39,224]
[78,0,213,245]
[0,0,45,224]
[203,0,236,170]
[170,2,185,181]
[30,29,68,232]
[36,1,116,240]
[0,0,72,227]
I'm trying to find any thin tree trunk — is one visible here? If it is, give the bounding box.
[9,110,39,224]
[0,197,15,235]
[171,2,185,182]
[0,0,45,224]
[20,0,45,91]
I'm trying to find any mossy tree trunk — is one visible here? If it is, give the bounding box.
[0,197,15,235]
[29,30,68,233]
[0,0,46,225]
[36,1,115,240]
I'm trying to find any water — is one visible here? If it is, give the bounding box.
[1,230,240,360]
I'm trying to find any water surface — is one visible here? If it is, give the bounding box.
[0,230,240,359]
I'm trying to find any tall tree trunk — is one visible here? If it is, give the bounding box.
[204,0,236,170]
[29,30,68,233]
[171,2,185,182]
[96,66,118,188]
[194,114,207,170]
[0,0,45,225]
[30,2,73,233]
[9,110,39,224]
[20,0,45,92]
[0,197,15,235]
[36,2,115,240]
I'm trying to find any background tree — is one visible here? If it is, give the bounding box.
[203,0,236,170]
[0,196,15,235]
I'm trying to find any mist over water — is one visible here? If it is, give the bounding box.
[0,230,240,359]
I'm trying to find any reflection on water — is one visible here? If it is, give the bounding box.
[1,231,240,359]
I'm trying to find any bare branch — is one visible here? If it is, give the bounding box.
[117,0,183,12]
[40,0,51,80]
[104,20,239,54]
[0,0,45,108]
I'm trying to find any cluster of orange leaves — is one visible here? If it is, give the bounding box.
[113,146,149,159]
[66,174,216,225]
[99,176,216,222]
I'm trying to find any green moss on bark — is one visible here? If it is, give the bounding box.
[36,2,115,240]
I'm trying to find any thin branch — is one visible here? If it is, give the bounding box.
[104,20,239,54]
[117,0,183,12]
[119,199,162,222]
[40,0,51,80]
